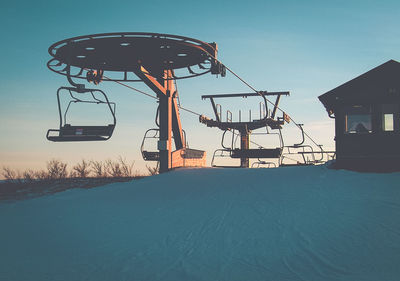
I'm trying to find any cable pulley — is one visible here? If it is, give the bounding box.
[210,60,226,77]
[86,70,104,85]
[86,69,104,85]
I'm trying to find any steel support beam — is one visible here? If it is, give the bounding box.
[172,96,184,150]
[133,66,167,97]
[271,94,282,119]
[240,129,250,168]
[209,98,221,122]
[158,72,173,173]
[133,66,185,173]
[201,91,290,99]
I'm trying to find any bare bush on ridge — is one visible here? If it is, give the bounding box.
[73,159,91,178]
[118,156,135,177]
[47,159,68,179]
[146,165,159,176]
[2,167,17,181]
[1,156,152,183]
[90,160,105,177]
[104,159,122,177]
[22,170,36,182]
[0,157,148,201]
[34,170,49,180]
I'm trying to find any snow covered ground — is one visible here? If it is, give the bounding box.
[1,165,400,281]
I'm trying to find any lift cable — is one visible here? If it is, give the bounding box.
[204,51,326,152]
[101,73,270,150]
[103,74,201,116]
[98,63,322,153]
[112,79,158,100]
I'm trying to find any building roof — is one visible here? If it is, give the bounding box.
[319,60,400,113]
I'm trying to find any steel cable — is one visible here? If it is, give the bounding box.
[98,55,324,153]
[203,50,326,152]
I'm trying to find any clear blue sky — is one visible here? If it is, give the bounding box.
[1,0,399,173]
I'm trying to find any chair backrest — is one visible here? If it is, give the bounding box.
[142,151,160,161]
[231,148,282,159]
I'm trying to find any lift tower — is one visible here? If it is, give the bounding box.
[47,32,225,173]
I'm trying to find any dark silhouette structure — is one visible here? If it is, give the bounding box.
[200,92,290,168]
[47,87,116,142]
[200,91,329,168]
[319,59,400,171]
[46,33,225,173]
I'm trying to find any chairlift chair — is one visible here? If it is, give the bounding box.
[46,86,116,142]
[200,91,289,168]
[251,160,277,168]
[141,128,161,161]
[140,127,188,162]
[279,124,327,166]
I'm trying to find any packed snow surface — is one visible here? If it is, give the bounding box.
[1,165,400,281]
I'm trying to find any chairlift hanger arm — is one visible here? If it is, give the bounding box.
[90,91,104,103]
[66,65,85,90]
[56,88,63,129]
[68,90,84,102]
[294,124,305,147]
[57,86,116,126]
[97,89,117,125]
[64,101,75,126]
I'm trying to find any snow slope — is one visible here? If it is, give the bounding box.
[1,166,400,281]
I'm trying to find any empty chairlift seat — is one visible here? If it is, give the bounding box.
[141,128,161,161]
[46,87,116,142]
[47,124,115,142]
[142,151,160,161]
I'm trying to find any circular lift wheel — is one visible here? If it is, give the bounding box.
[47,32,219,82]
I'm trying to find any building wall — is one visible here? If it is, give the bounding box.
[335,103,400,160]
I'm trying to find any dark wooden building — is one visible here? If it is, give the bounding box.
[319,59,400,171]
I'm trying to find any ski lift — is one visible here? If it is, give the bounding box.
[141,128,161,161]
[200,91,289,168]
[210,127,284,167]
[231,127,283,159]
[141,127,188,162]
[280,124,326,166]
[46,86,116,142]
[251,160,277,168]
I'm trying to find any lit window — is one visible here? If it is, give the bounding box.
[383,114,394,131]
[381,104,397,132]
[345,114,372,133]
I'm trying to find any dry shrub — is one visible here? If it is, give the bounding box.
[2,167,17,181]
[104,159,122,177]
[90,160,105,177]
[22,170,36,182]
[103,157,135,178]
[34,170,48,180]
[118,156,135,177]
[1,157,141,182]
[46,159,68,179]
[73,159,91,178]
[146,165,159,176]
[133,169,146,177]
